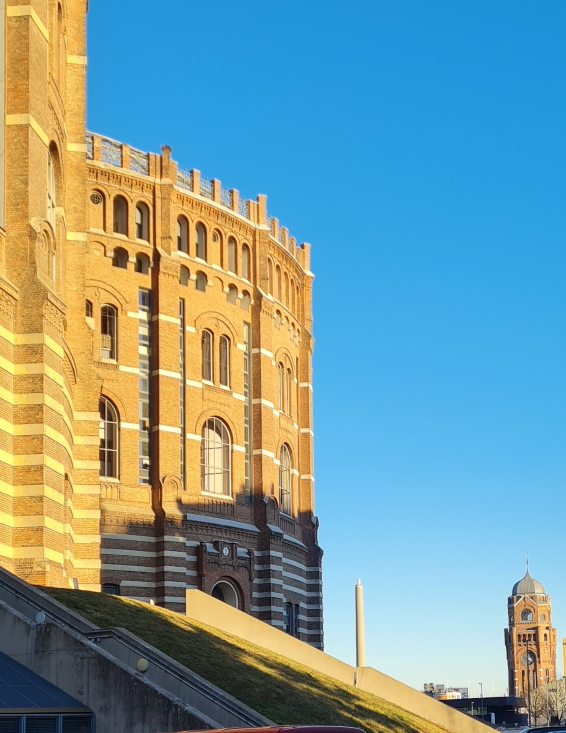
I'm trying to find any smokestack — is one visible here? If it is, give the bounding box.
[355,579,366,668]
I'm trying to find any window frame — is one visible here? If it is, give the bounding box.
[135,202,149,241]
[279,443,292,515]
[100,304,117,360]
[196,222,207,261]
[99,396,119,479]
[202,329,213,382]
[177,215,189,253]
[200,417,232,496]
[220,335,230,387]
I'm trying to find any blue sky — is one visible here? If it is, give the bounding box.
[88,1,566,693]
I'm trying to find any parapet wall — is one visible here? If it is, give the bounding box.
[185,589,489,733]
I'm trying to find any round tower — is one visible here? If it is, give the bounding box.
[504,567,557,696]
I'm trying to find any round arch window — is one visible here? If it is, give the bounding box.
[521,609,533,622]
[211,580,239,609]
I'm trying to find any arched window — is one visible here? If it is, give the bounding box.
[135,253,150,274]
[113,247,128,269]
[196,223,207,260]
[279,444,292,514]
[521,609,533,622]
[275,265,281,300]
[85,300,93,318]
[195,271,207,292]
[220,335,230,387]
[268,259,273,295]
[211,580,239,608]
[135,203,149,241]
[291,279,296,313]
[544,633,548,642]
[274,311,281,329]
[228,237,237,273]
[99,397,119,478]
[201,417,231,495]
[286,368,291,415]
[202,330,213,381]
[113,196,128,235]
[284,272,289,306]
[242,244,250,281]
[240,291,250,311]
[278,363,284,411]
[47,150,57,230]
[541,614,546,622]
[177,216,188,252]
[227,284,238,305]
[100,305,117,359]
[179,266,189,286]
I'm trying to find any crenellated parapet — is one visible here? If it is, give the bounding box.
[86,132,312,274]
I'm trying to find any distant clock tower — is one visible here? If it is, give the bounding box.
[504,567,557,696]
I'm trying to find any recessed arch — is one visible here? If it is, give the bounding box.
[113,195,128,235]
[177,215,189,253]
[211,579,240,609]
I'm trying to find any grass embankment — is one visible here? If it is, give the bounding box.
[43,588,447,733]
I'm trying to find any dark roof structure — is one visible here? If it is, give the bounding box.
[0,651,89,712]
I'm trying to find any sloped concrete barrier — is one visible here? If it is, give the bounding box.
[185,589,488,733]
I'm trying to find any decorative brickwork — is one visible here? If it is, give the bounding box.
[0,0,323,646]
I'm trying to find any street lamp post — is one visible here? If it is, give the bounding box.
[479,683,484,721]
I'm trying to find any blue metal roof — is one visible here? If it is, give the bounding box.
[0,651,88,711]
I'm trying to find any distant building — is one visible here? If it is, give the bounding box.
[504,567,557,696]
[440,696,527,727]
[423,684,468,700]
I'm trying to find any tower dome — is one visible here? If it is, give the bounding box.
[512,570,546,596]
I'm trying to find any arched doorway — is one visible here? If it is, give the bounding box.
[211,580,239,608]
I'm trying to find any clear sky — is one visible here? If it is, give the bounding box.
[87,1,566,694]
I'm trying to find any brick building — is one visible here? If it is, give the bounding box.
[504,568,556,695]
[0,0,323,646]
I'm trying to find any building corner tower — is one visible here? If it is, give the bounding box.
[504,568,557,696]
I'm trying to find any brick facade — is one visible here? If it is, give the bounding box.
[0,1,323,647]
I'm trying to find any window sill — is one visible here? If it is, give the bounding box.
[100,476,120,483]
[202,380,214,387]
[200,492,234,502]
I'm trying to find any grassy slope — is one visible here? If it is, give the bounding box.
[43,588,448,733]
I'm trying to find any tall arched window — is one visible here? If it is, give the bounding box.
[135,203,149,241]
[240,291,250,311]
[113,196,128,235]
[99,397,119,478]
[228,237,237,273]
[196,223,207,260]
[195,271,207,292]
[275,265,281,300]
[521,609,533,622]
[101,305,117,359]
[291,279,296,313]
[284,273,289,306]
[278,363,284,411]
[177,216,188,252]
[274,311,281,329]
[202,329,213,381]
[279,444,292,514]
[220,335,230,387]
[242,244,250,281]
[47,150,57,230]
[286,368,291,415]
[268,259,273,295]
[201,417,231,495]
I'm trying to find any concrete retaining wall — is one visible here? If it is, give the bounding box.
[0,600,219,733]
[185,589,488,733]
